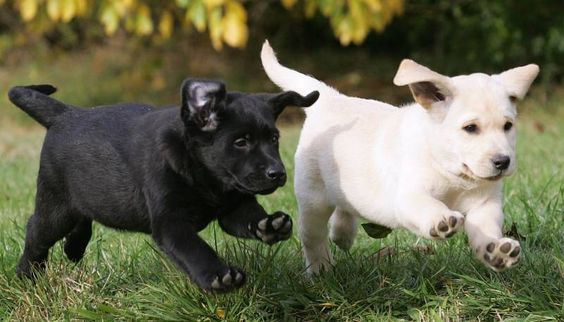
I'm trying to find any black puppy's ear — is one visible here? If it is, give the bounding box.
[181,79,226,131]
[268,90,319,119]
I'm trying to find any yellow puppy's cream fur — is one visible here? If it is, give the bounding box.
[261,41,538,273]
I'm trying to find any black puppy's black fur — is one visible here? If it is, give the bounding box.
[8,80,319,292]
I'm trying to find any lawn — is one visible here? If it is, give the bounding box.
[0,52,562,321]
[0,101,562,321]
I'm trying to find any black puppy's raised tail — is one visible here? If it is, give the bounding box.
[8,84,70,128]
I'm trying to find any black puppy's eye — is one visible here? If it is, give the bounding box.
[234,137,249,148]
[504,121,513,131]
[463,124,479,134]
[272,134,279,144]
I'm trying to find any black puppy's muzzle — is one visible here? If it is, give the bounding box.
[265,164,287,186]
[266,168,286,183]
[250,166,287,195]
[232,166,287,195]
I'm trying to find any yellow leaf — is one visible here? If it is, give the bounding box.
[225,0,246,19]
[112,3,124,16]
[204,0,224,10]
[337,16,353,45]
[389,0,404,15]
[318,0,404,46]
[215,308,226,319]
[222,1,248,48]
[176,0,190,8]
[209,6,223,50]
[349,0,366,26]
[47,0,61,21]
[187,0,206,32]
[75,0,88,16]
[281,0,297,9]
[304,0,317,18]
[60,0,76,22]
[348,0,369,44]
[136,4,153,35]
[363,0,382,12]
[100,4,119,35]
[319,0,337,16]
[222,14,247,48]
[352,24,368,44]
[113,0,135,16]
[373,17,386,32]
[159,10,174,38]
[19,0,38,22]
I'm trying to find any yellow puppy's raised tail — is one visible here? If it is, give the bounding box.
[260,40,339,102]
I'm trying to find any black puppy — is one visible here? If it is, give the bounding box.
[8,80,319,292]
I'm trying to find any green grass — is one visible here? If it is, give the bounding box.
[0,108,562,321]
[0,45,563,319]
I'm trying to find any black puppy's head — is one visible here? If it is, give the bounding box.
[180,79,319,195]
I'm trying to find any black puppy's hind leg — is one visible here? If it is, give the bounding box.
[17,209,76,279]
[64,217,92,262]
[219,198,293,245]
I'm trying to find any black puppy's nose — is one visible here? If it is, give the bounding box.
[492,155,510,170]
[266,168,286,181]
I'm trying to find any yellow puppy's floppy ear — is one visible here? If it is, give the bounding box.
[393,59,454,109]
[493,64,539,101]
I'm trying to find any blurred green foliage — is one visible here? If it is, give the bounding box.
[0,0,563,84]
[0,0,404,51]
[1,0,252,50]
[386,0,564,84]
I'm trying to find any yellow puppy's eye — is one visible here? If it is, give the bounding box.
[504,121,513,131]
[463,124,478,134]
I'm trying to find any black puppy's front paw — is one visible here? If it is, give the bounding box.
[199,266,246,293]
[249,211,292,245]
